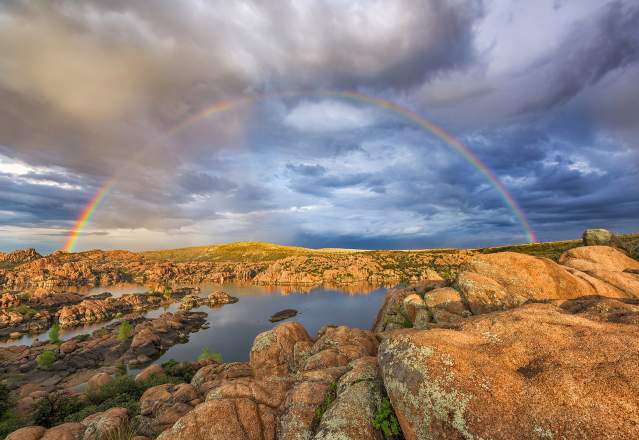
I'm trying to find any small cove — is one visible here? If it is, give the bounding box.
[1,284,388,363]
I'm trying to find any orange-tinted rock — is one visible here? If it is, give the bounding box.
[455,251,629,314]
[59,340,77,354]
[378,301,639,439]
[40,422,85,440]
[423,287,470,324]
[555,295,639,324]
[81,407,129,440]
[559,246,639,296]
[138,383,200,436]
[278,381,329,440]
[314,357,384,440]
[250,321,311,379]
[135,364,164,382]
[561,245,639,272]
[0,247,471,292]
[57,294,161,328]
[402,294,425,323]
[0,292,20,309]
[190,362,252,395]
[86,372,112,392]
[302,325,377,372]
[373,288,415,332]
[5,426,46,440]
[156,398,277,440]
[208,291,238,305]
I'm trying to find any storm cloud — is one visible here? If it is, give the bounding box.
[0,0,637,253]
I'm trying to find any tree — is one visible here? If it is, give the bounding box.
[117,321,133,342]
[36,351,57,369]
[48,323,61,344]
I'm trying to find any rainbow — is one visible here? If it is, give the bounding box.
[63,90,537,252]
[63,178,115,252]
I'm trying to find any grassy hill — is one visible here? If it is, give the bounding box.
[141,241,334,263]
[140,233,639,264]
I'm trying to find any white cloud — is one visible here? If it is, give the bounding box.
[0,154,82,190]
[283,100,376,132]
[567,158,606,176]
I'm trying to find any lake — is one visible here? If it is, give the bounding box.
[1,284,388,363]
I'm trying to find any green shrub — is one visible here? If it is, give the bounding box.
[36,350,57,370]
[14,304,37,318]
[0,384,9,416]
[0,383,26,438]
[115,362,128,376]
[74,333,90,342]
[117,321,133,342]
[48,323,61,344]
[315,382,337,421]
[198,347,223,363]
[372,397,403,439]
[32,393,85,427]
[0,411,24,439]
[98,421,138,440]
[161,359,198,383]
[65,374,180,423]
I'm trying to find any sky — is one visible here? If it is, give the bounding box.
[0,0,638,254]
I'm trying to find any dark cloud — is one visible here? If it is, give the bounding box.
[285,163,327,177]
[519,1,639,114]
[40,231,109,237]
[0,0,637,251]
[178,172,237,195]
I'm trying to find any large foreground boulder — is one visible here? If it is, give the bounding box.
[378,299,639,439]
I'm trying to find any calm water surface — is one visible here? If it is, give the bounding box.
[2,284,387,363]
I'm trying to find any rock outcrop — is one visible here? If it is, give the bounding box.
[0,248,41,268]
[6,407,130,440]
[559,245,639,296]
[4,238,639,440]
[378,299,639,439]
[156,322,380,440]
[582,228,618,246]
[57,294,162,328]
[0,311,207,390]
[179,291,238,310]
[455,247,638,314]
[137,383,202,436]
[0,247,468,292]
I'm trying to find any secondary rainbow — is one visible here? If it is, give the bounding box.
[63,90,537,251]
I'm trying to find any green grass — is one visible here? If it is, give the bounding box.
[198,347,223,363]
[117,321,133,342]
[141,241,321,263]
[32,373,185,429]
[315,382,338,421]
[478,233,639,261]
[372,397,403,439]
[48,324,61,344]
[10,304,38,318]
[36,350,57,370]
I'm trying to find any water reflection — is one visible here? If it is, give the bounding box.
[155,284,387,363]
[1,284,388,363]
